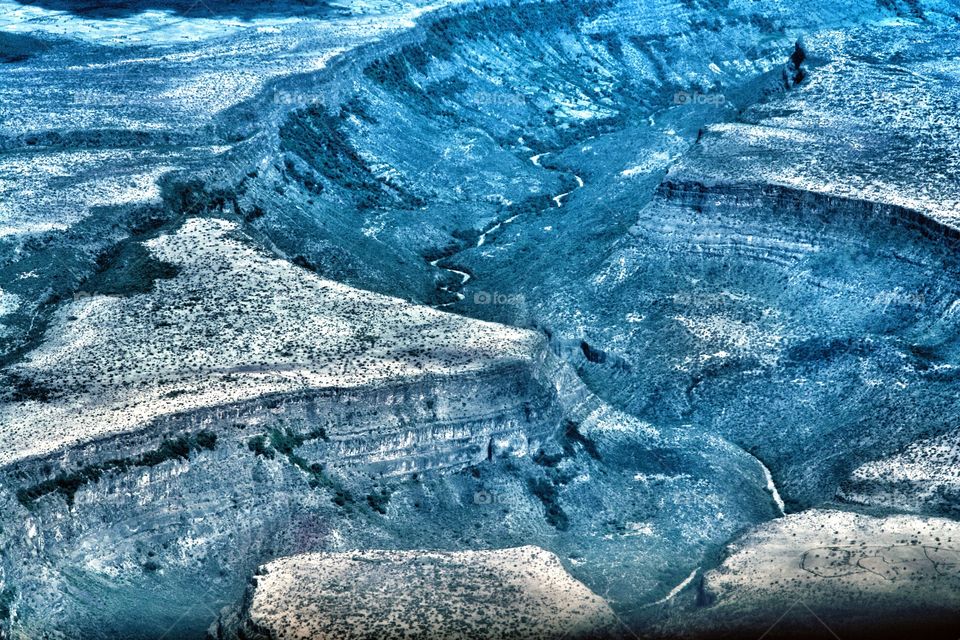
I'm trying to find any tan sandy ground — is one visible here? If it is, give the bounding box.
[247,546,617,640]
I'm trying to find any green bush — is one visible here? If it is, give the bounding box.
[528,478,569,531]
[0,586,15,621]
[366,488,392,514]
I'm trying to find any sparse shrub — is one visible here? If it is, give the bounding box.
[0,586,15,621]
[195,430,218,450]
[366,488,392,514]
[528,478,569,531]
[533,449,563,468]
[248,435,275,459]
[333,489,354,507]
[6,372,55,403]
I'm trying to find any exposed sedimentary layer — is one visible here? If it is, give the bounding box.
[0,216,543,467]
[667,23,960,227]
[0,217,560,637]
[0,217,776,638]
[524,20,960,517]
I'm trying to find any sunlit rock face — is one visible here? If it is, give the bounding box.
[1,0,960,638]
[0,217,545,467]
[0,217,560,636]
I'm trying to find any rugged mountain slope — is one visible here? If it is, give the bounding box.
[1,0,960,638]
[214,0,960,520]
[0,0,467,364]
[0,216,560,637]
[0,217,544,467]
[0,217,774,637]
[548,20,960,510]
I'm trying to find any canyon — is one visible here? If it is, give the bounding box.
[1,0,959,637]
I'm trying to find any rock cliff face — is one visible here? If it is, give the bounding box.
[552,22,960,513]
[0,371,558,638]
[0,215,774,638]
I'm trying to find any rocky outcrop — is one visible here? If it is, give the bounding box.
[0,215,776,637]
[0,364,559,637]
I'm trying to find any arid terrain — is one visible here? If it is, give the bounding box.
[1,0,959,638]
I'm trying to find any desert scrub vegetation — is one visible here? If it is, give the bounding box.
[247,426,328,463]
[366,487,392,514]
[86,239,180,297]
[246,427,357,508]
[244,546,616,639]
[4,371,56,403]
[528,477,569,531]
[279,100,423,211]
[16,430,218,508]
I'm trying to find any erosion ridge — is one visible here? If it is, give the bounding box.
[0,217,543,467]
[0,216,558,636]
